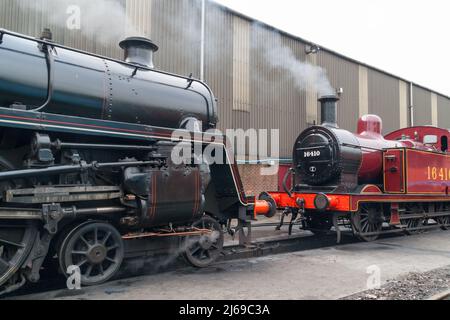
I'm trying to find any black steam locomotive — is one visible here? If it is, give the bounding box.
[0,29,257,294]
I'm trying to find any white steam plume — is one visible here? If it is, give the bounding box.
[16,0,139,44]
[253,23,335,97]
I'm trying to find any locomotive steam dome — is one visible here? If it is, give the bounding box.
[357,114,383,136]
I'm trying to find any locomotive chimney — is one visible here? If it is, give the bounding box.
[319,95,339,128]
[119,37,159,68]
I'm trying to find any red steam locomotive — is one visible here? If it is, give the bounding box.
[256,96,450,242]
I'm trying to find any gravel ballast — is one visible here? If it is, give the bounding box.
[343,266,450,300]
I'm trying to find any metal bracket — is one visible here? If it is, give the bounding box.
[288,199,304,235]
[283,168,295,197]
[276,208,290,231]
[33,44,54,112]
[42,203,63,234]
[24,231,53,283]
[288,210,299,236]
[31,133,55,164]
[186,73,194,89]
[238,206,248,221]
[238,219,252,247]
[333,214,342,244]
[131,67,138,77]
[276,199,304,235]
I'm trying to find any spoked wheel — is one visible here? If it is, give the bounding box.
[401,205,426,235]
[0,221,37,293]
[401,217,425,235]
[351,204,383,242]
[59,221,124,287]
[183,216,224,268]
[437,216,450,230]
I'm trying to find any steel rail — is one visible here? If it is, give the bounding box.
[428,290,450,300]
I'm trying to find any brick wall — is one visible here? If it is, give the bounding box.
[237,164,279,197]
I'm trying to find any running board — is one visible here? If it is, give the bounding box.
[4,186,122,204]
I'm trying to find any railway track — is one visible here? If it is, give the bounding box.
[3,229,355,299]
[4,219,448,300]
[429,290,450,300]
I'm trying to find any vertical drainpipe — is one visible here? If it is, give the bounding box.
[200,0,206,81]
[409,82,414,126]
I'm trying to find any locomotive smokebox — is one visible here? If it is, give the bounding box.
[119,36,159,68]
[319,95,339,128]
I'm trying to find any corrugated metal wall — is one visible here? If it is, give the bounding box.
[413,85,432,126]
[398,80,409,128]
[367,69,400,134]
[232,15,251,113]
[203,2,234,132]
[126,0,153,36]
[0,0,125,58]
[317,51,359,132]
[437,94,450,129]
[244,26,307,158]
[1,0,450,159]
[151,0,201,78]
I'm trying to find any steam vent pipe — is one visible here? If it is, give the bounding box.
[319,95,339,128]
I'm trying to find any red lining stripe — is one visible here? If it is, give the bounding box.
[0,114,173,137]
[193,170,199,217]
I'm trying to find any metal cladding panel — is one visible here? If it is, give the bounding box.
[413,85,432,126]
[0,0,201,69]
[242,25,307,159]
[0,0,125,59]
[398,80,409,129]
[437,95,450,129]
[0,0,67,46]
[204,2,234,133]
[367,69,400,134]
[126,0,153,36]
[317,51,359,132]
[151,0,201,78]
[232,16,251,113]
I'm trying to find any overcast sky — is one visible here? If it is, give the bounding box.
[214,0,450,97]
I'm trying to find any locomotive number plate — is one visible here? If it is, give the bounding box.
[303,150,321,158]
